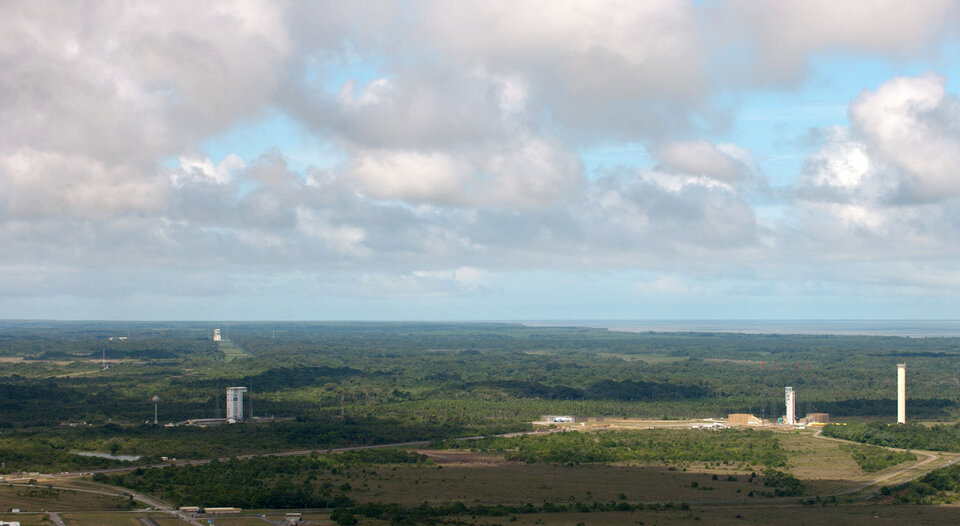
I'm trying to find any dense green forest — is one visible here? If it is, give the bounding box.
[823,422,960,452]
[0,321,957,473]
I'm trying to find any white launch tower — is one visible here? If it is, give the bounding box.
[897,363,906,424]
[784,386,795,426]
[226,386,247,423]
[213,329,222,342]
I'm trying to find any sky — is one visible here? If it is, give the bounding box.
[3,1,960,321]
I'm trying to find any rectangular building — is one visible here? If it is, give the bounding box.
[728,413,762,426]
[226,387,247,423]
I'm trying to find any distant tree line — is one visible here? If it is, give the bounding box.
[823,422,960,452]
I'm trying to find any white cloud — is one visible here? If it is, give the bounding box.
[295,207,370,258]
[725,0,960,84]
[787,73,960,283]
[0,149,166,219]
[796,73,960,204]
[349,150,473,204]
[6,2,960,314]
[850,73,960,201]
[656,139,750,184]
[171,155,246,186]
[345,134,583,208]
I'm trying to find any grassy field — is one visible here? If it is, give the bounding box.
[595,352,685,363]
[778,430,872,495]
[346,461,760,505]
[217,341,250,360]
[9,430,958,525]
[441,505,960,525]
[0,514,46,526]
[58,512,173,525]
[37,503,960,525]
[0,484,134,512]
[335,430,909,506]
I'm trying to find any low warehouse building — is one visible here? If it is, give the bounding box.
[728,413,762,426]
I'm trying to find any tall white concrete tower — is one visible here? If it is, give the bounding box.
[213,329,222,342]
[226,386,247,423]
[784,386,795,426]
[897,363,906,424]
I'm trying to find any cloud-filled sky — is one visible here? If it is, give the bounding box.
[4,0,960,320]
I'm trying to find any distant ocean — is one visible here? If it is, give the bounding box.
[521,320,960,337]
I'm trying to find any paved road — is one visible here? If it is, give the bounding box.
[48,511,65,526]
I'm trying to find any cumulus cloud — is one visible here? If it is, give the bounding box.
[656,139,752,184]
[725,0,960,84]
[796,73,960,204]
[787,73,960,278]
[4,1,960,314]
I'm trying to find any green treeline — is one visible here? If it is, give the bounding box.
[841,443,916,472]
[462,379,709,401]
[823,422,960,452]
[882,463,960,504]
[0,322,959,474]
[0,416,518,474]
[99,448,430,508]
[441,429,788,468]
[1,322,960,430]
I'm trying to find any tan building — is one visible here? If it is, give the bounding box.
[728,413,762,426]
[799,413,829,424]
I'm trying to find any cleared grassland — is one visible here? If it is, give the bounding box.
[779,430,871,494]
[59,513,169,525]
[446,505,960,525]
[0,484,133,512]
[594,352,686,363]
[217,341,250,360]
[344,462,778,505]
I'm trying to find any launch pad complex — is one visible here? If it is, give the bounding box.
[538,363,909,430]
